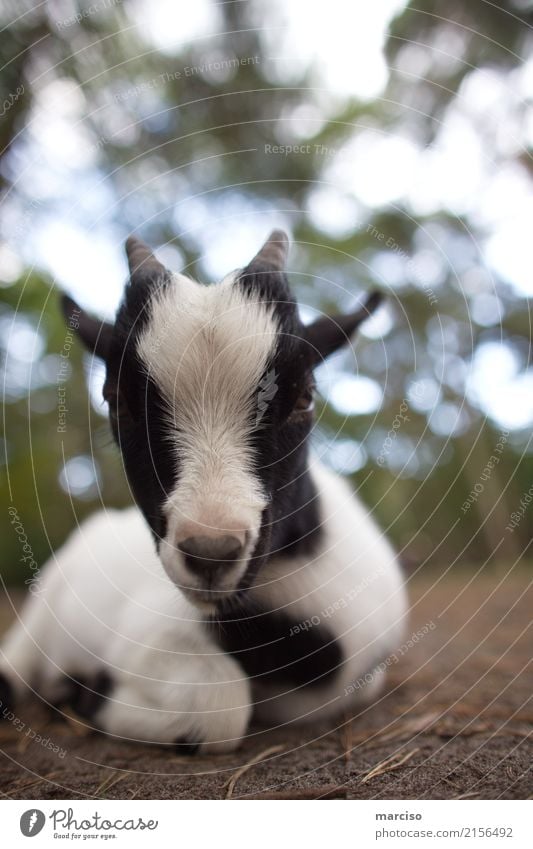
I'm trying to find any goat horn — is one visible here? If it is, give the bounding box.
[125,236,166,281]
[252,230,289,271]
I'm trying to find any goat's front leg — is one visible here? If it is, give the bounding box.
[1,583,252,754]
[47,623,251,753]
[71,638,252,754]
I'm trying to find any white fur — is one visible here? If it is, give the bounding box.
[0,508,251,752]
[0,459,407,749]
[250,461,407,723]
[137,273,278,603]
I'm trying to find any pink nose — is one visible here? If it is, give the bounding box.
[175,523,247,550]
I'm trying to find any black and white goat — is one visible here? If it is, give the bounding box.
[0,232,407,752]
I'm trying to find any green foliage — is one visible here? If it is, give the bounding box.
[1,273,130,585]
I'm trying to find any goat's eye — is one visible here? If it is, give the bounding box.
[287,386,315,424]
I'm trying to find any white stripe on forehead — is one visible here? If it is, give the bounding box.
[137,271,278,546]
[136,271,279,426]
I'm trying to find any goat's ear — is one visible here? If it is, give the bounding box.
[60,294,113,361]
[247,229,289,272]
[304,292,383,366]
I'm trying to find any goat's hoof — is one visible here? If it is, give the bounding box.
[172,737,200,755]
[62,670,113,720]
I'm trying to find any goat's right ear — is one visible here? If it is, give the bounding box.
[60,294,113,361]
[304,291,383,366]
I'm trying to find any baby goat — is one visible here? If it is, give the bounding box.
[0,232,407,752]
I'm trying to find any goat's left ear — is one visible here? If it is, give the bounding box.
[304,292,383,365]
[60,294,113,361]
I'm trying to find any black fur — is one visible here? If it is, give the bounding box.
[104,274,178,545]
[62,670,113,720]
[63,274,178,546]
[236,260,323,578]
[211,603,342,688]
[172,737,200,755]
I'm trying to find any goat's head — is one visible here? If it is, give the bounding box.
[63,231,381,609]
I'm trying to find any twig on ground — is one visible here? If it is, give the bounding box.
[340,716,353,764]
[368,711,440,746]
[248,784,348,800]
[61,707,93,737]
[4,771,61,796]
[95,771,127,797]
[339,710,439,757]
[492,727,532,739]
[433,719,491,738]
[16,720,52,753]
[0,727,20,743]
[360,748,419,784]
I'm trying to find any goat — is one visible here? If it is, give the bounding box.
[0,232,407,753]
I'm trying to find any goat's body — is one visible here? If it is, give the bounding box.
[0,460,406,752]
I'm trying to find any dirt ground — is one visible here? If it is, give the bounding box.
[0,567,531,800]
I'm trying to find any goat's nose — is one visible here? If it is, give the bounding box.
[177,535,244,576]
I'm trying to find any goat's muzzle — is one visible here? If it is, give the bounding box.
[178,534,244,581]
[160,527,252,608]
